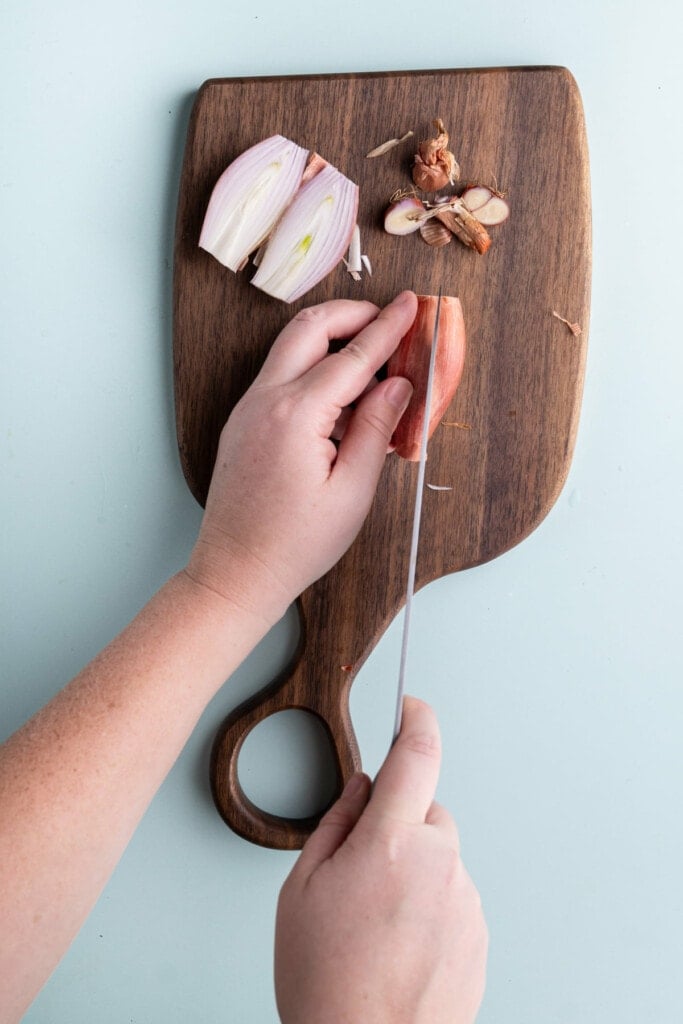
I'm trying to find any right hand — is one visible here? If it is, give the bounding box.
[275,697,488,1024]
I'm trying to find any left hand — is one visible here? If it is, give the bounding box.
[185,291,417,624]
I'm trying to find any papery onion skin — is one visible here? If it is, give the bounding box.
[198,135,309,272]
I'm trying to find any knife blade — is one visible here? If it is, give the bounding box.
[392,288,443,743]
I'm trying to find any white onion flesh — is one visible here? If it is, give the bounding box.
[251,165,359,303]
[198,135,309,272]
[461,186,510,225]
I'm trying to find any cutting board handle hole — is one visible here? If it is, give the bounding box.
[237,709,338,819]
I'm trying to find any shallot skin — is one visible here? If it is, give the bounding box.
[387,295,466,461]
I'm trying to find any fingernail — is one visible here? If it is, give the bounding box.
[343,773,366,799]
[392,290,415,307]
[385,377,413,410]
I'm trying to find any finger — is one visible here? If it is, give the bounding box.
[367,696,442,825]
[304,290,418,408]
[255,301,380,387]
[333,375,412,481]
[296,773,371,876]
[425,801,461,853]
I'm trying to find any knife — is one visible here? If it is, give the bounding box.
[392,288,443,743]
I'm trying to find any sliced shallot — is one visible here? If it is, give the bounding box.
[460,186,510,226]
[384,196,427,235]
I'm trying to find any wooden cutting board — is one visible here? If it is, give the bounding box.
[173,66,591,849]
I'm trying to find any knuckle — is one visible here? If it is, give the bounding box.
[401,729,441,760]
[261,388,304,430]
[318,805,355,834]
[338,339,371,370]
[372,822,410,869]
[358,406,392,440]
[292,304,326,326]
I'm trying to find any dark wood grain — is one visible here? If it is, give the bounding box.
[173,67,591,848]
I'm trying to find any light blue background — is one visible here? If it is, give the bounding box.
[1,2,681,1022]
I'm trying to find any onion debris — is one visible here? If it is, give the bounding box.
[551,310,582,336]
[412,119,460,191]
[343,224,362,280]
[384,186,508,256]
[366,130,414,158]
[342,226,373,282]
[420,219,452,248]
[380,117,510,260]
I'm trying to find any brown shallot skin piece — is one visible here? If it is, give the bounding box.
[387,295,466,461]
[300,151,328,185]
[412,119,460,192]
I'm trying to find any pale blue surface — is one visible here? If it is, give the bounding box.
[1,2,682,1022]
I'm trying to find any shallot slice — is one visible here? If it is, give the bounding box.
[461,186,510,226]
[459,186,492,212]
[384,196,427,235]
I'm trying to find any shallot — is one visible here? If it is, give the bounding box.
[388,294,466,461]
[199,135,308,272]
[199,135,358,303]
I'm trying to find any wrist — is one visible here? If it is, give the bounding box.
[143,569,279,707]
[182,538,291,633]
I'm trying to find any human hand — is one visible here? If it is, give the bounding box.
[185,291,417,625]
[274,697,488,1024]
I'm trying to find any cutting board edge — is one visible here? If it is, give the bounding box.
[197,64,579,89]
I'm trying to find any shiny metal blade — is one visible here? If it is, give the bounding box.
[392,289,442,743]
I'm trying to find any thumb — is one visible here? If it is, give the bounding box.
[295,773,371,877]
[334,376,413,480]
[366,696,442,825]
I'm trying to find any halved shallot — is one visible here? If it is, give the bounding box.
[384,196,426,235]
[198,135,309,272]
[251,164,359,303]
[460,186,510,226]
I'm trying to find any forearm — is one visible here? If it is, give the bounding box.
[0,569,275,1023]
